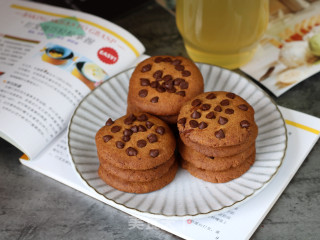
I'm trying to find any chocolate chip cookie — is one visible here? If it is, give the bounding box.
[181,152,255,183]
[127,56,204,124]
[98,161,178,194]
[99,153,175,182]
[177,91,258,157]
[95,113,178,193]
[178,140,256,171]
[96,113,176,170]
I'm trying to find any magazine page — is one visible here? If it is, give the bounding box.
[19,106,320,240]
[0,0,145,159]
[0,0,144,72]
[240,0,320,97]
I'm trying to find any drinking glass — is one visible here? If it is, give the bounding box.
[176,0,269,69]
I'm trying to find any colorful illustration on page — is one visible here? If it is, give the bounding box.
[241,0,320,97]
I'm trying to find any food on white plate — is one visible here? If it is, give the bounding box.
[276,68,303,88]
[309,32,320,57]
[279,41,313,68]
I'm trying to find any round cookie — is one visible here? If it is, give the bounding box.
[179,140,255,171]
[98,161,178,193]
[177,91,258,156]
[181,153,255,183]
[127,56,204,123]
[99,154,175,182]
[95,113,176,170]
[180,130,257,157]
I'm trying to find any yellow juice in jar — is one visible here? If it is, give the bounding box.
[176,0,269,69]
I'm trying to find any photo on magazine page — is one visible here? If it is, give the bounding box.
[241,0,320,97]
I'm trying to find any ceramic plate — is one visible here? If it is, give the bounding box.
[68,63,287,219]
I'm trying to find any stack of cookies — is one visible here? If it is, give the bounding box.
[96,55,259,193]
[95,113,178,193]
[127,56,204,124]
[177,91,258,183]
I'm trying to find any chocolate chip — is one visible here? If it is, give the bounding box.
[122,135,130,142]
[147,133,158,143]
[198,122,208,129]
[218,116,228,125]
[103,135,113,142]
[226,92,236,99]
[173,78,183,86]
[116,141,125,149]
[163,80,174,89]
[189,120,199,128]
[153,70,163,79]
[137,114,148,121]
[126,147,138,156]
[172,59,182,65]
[138,125,147,132]
[138,89,148,98]
[163,74,173,81]
[201,104,211,111]
[191,99,202,107]
[240,120,250,128]
[150,96,159,103]
[155,126,165,135]
[145,121,154,129]
[124,114,136,125]
[154,57,163,63]
[163,57,172,62]
[167,87,177,93]
[175,65,185,71]
[137,139,147,148]
[220,99,230,106]
[225,108,234,114]
[176,91,186,97]
[156,86,166,93]
[238,104,248,111]
[206,111,216,119]
[149,149,159,158]
[206,93,216,99]
[123,129,133,136]
[215,129,225,139]
[105,118,114,126]
[182,70,191,77]
[178,117,186,126]
[214,105,222,112]
[140,78,150,86]
[141,64,151,72]
[150,81,159,88]
[178,78,185,85]
[208,156,215,159]
[131,125,139,133]
[180,81,189,89]
[111,126,121,133]
[191,111,201,119]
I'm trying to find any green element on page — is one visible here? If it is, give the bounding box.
[40,16,85,39]
[309,32,320,57]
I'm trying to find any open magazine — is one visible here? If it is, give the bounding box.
[19,106,320,240]
[0,0,145,159]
